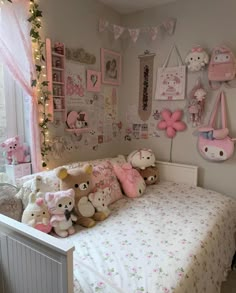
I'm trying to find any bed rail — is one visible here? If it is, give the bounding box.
[0,214,74,293]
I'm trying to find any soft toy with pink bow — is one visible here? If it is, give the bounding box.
[185,46,209,72]
[113,163,146,198]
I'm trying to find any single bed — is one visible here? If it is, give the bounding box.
[0,161,236,293]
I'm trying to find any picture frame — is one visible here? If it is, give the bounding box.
[86,70,101,92]
[101,48,121,85]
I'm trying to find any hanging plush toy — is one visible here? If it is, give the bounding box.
[185,46,209,72]
[187,79,207,127]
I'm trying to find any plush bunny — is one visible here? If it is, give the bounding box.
[21,193,52,234]
[113,163,146,198]
[88,187,111,218]
[127,149,155,170]
[185,46,209,72]
[45,189,77,238]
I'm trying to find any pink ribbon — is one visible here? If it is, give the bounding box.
[191,47,203,53]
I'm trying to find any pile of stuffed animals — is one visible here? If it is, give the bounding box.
[19,148,159,238]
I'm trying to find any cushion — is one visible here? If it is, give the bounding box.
[0,183,23,221]
[91,161,124,204]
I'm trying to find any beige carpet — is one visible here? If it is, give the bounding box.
[221,271,236,293]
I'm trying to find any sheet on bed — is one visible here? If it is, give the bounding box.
[63,182,236,293]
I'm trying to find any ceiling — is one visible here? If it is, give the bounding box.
[97,0,176,14]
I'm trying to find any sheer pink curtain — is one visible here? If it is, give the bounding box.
[0,0,42,172]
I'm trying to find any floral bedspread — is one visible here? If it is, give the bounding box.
[63,182,236,293]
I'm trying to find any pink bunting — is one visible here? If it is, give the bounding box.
[149,27,159,41]
[99,19,109,32]
[162,18,176,35]
[113,25,125,40]
[128,28,140,43]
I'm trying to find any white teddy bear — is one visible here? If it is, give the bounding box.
[185,46,209,72]
[89,187,112,218]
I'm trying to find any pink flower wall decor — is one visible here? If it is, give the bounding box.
[157,109,187,138]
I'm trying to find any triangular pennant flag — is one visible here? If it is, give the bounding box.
[99,19,109,32]
[162,18,176,35]
[149,27,159,41]
[113,25,125,40]
[128,28,140,43]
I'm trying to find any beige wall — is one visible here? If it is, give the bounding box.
[40,0,122,168]
[40,0,236,197]
[120,0,236,197]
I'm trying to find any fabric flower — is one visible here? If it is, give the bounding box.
[157,109,187,138]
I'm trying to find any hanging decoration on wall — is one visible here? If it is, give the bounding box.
[186,78,207,127]
[155,45,186,100]
[185,46,209,72]
[66,62,86,98]
[157,109,187,138]
[138,51,155,121]
[99,17,176,42]
[65,48,96,64]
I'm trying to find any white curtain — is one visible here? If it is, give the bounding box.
[0,0,42,172]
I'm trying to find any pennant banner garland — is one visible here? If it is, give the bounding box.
[99,18,176,42]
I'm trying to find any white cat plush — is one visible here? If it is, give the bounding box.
[127,149,156,170]
[45,189,77,238]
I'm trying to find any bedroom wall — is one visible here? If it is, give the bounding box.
[39,0,122,168]
[119,0,236,198]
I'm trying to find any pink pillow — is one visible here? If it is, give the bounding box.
[91,161,123,204]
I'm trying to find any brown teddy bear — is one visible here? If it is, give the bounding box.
[138,166,159,185]
[56,164,106,228]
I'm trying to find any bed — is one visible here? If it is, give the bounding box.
[0,161,236,293]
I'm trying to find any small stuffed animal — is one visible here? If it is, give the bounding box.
[56,164,106,228]
[0,136,30,165]
[185,46,209,72]
[88,187,111,218]
[21,193,52,234]
[138,166,159,185]
[127,149,155,170]
[113,163,146,198]
[45,189,77,238]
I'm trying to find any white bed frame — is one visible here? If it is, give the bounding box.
[0,161,198,293]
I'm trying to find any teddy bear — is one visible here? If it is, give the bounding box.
[88,187,111,218]
[0,136,30,165]
[113,163,146,198]
[56,164,106,228]
[127,149,156,170]
[15,175,55,209]
[45,189,77,237]
[138,166,159,185]
[185,46,209,72]
[21,193,52,234]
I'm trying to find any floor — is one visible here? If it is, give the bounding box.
[221,271,236,293]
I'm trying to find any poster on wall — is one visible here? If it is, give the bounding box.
[138,52,155,121]
[66,61,86,100]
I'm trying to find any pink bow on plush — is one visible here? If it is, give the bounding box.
[191,47,203,53]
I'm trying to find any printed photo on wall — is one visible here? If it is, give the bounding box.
[87,70,101,92]
[101,48,121,85]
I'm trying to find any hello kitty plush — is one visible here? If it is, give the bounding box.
[45,189,77,238]
[113,163,146,198]
[88,187,111,218]
[21,193,52,234]
[185,46,209,72]
[127,149,156,170]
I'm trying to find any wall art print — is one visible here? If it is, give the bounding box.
[138,52,155,121]
[66,61,86,98]
[101,48,121,85]
[87,70,101,92]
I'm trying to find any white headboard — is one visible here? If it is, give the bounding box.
[156,161,198,186]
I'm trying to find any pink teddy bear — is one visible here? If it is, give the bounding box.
[113,163,146,198]
[0,136,30,164]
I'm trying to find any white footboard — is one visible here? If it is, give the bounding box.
[0,214,74,293]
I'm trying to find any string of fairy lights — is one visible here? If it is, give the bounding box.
[1,0,51,168]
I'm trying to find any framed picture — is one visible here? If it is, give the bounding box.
[101,48,121,85]
[87,70,101,92]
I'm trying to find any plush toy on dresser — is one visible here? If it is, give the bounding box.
[21,193,52,234]
[56,164,106,228]
[45,189,77,237]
